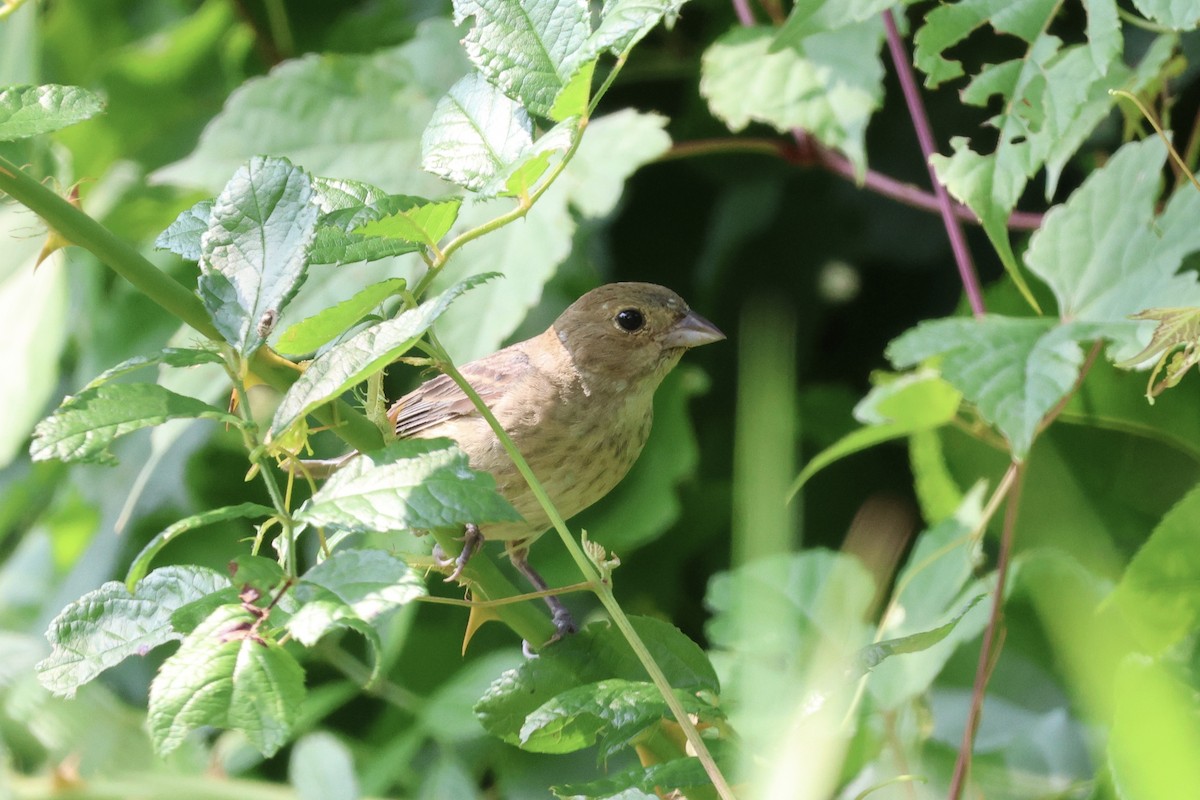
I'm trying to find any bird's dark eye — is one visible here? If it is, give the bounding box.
[615,308,645,332]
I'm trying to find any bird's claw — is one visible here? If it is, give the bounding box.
[438,523,483,583]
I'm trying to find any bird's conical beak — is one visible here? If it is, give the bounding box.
[662,310,726,349]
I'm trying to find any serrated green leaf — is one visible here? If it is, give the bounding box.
[887,317,1106,459]
[1025,137,1200,362]
[228,554,288,595]
[588,0,689,57]
[148,604,306,756]
[1129,0,1200,29]
[1113,483,1200,653]
[309,193,442,266]
[700,23,883,177]
[126,503,277,589]
[432,109,670,361]
[30,383,240,466]
[420,72,535,192]
[0,83,104,141]
[152,20,469,194]
[198,155,319,356]
[454,0,593,118]
[311,176,393,211]
[1082,0,1121,72]
[269,274,495,437]
[354,198,462,248]
[552,757,709,799]
[287,550,426,686]
[81,346,224,391]
[519,678,718,756]
[476,616,718,745]
[36,566,230,697]
[275,278,407,356]
[913,0,1059,87]
[294,439,520,533]
[155,199,212,260]
[787,371,961,497]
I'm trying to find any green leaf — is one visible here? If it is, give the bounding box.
[286,550,426,685]
[30,383,240,466]
[1113,483,1200,653]
[198,155,319,356]
[155,199,212,260]
[772,0,894,49]
[0,83,104,141]
[700,23,883,177]
[476,616,718,745]
[275,277,407,356]
[269,274,495,437]
[432,109,670,361]
[294,439,521,533]
[552,757,710,799]
[290,732,360,800]
[788,371,962,497]
[36,566,230,697]
[421,72,577,195]
[1024,137,1200,362]
[152,20,470,194]
[453,0,593,118]
[909,428,964,524]
[354,197,462,248]
[147,604,306,756]
[81,346,224,391]
[588,0,690,57]
[518,678,718,756]
[1128,0,1200,29]
[125,503,277,589]
[855,595,985,678]
[308,194,436,267]
[887,317,1105,459]
[913,0,1058,88]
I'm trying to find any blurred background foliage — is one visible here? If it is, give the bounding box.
[4,0,1200,799]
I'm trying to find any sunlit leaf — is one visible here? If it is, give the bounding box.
[148,604,305,756]
[274,277,407,356]
[36,566,230,696]
[1128,0,1200,29]
[155,199,212,260]
[198,155,318,356]
[0,83,104,141]
[1025,138,1200,362]
[30,383,240,466]
[294,439,520,533]
[701,23,883,177]
[354,197,462,248]
[269,273,495,437]
[887,317,1106,459]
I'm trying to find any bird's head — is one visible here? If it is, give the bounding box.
[552,283,725,390]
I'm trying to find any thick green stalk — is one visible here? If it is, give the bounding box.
[0,154,383,453]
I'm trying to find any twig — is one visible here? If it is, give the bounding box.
[882,10,985,317]
[947,461,1024,799]
[663,136,1043,230]
[730,0,755,26]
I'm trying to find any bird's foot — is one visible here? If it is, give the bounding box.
[432,523,484,583]
[509,542,577,650]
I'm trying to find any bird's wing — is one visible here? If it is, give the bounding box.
[387,349,529,438]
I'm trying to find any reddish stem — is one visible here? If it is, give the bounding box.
[947,462,1023,799]
[881,10,986,317]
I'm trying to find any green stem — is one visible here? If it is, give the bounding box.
[428,334,736,800]
[412,117,591,299]
[0,153,384,453]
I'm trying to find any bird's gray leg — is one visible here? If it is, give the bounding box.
[508,540,577,642]
[433,523,484,583]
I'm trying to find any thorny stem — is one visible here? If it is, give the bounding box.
[882,10,985,317]
[948,461,1025,800]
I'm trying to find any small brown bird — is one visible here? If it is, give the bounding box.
[387,282,724,634]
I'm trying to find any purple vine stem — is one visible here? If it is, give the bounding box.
[731,0,755,26]
[881,9,986,317]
